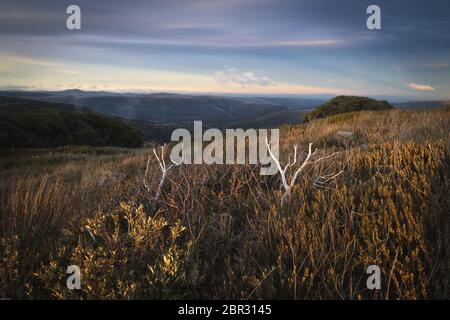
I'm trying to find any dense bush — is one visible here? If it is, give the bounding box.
[31,202,192,299]
[0,108,143,149]
[304,96,393,122]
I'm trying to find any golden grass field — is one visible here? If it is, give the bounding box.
[0,108,449,299]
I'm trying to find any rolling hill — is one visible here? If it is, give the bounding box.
[0,96,143,149]
[304,95,394,122]
[0,90,316,125]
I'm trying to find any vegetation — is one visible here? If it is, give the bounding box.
[0,96,143,149]
[0,91,317,127]
[0,108,448,299]
[304,96,394,122]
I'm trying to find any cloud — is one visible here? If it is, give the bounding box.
[60,69,80,75]
[419,62,450,70]
[75,36,342,49]
[3,55,60,67]
[393,65,403,73]
[215,67,274,87]
[406,83,436,91]
[270,39,341,47]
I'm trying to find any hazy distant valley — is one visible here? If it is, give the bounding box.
[2,89,450,147]
[0,90,321,125]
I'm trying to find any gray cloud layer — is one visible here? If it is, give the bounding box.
[1,0,449,97]
[1,0,449,50]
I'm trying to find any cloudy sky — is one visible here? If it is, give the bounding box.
[0,0,449,99]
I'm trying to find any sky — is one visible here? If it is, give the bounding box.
[0,0,449,99]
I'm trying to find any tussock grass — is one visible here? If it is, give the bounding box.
[0,108,449,299]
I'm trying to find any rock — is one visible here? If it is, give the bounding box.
[359,143,369,151]
[335,130,354,138]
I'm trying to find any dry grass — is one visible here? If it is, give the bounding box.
[0,108,449,299]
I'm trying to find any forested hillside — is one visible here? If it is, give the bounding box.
[0,96,143,149]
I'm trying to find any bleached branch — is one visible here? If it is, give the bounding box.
[265,139,341,204]
[142,144,182,201]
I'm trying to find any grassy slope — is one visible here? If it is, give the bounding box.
[0,108,448,299]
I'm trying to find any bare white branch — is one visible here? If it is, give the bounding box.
[143,144,182,201]
[265,140,341,204]
[266,138,290,195]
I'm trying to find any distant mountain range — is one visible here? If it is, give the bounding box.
[1,90,448,143]
[0,91,324,144]
[0,90,321,125]
[394,100,450,109]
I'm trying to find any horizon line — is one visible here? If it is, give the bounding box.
[1,87,449,102]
